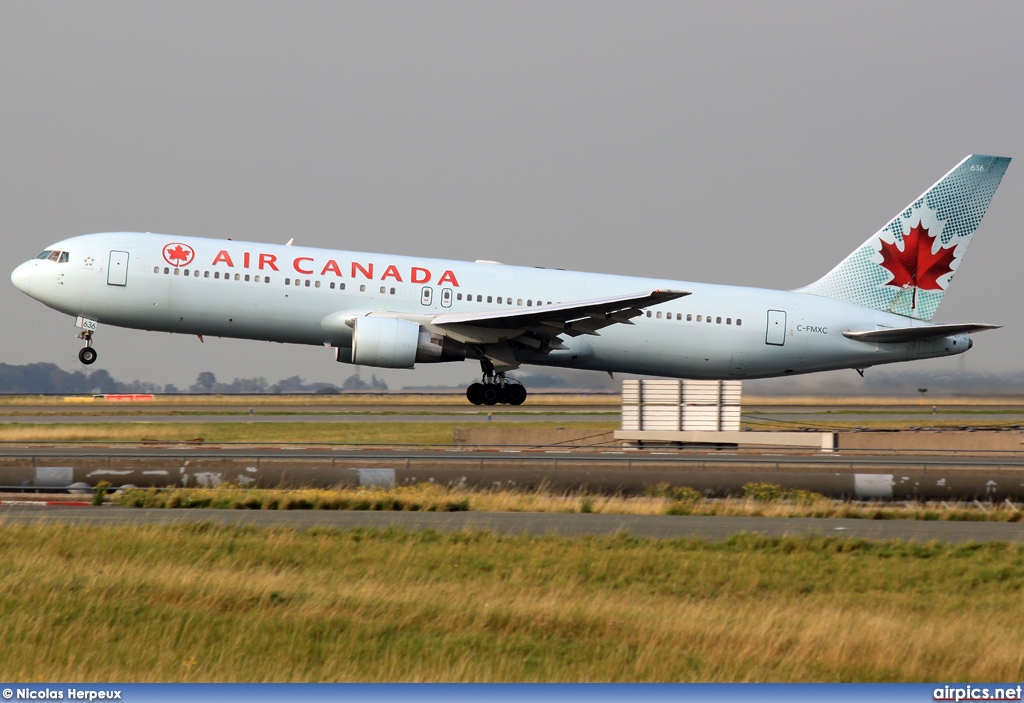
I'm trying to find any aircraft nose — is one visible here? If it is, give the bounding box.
[11,261,34,296]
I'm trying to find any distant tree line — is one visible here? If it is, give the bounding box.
[188,371,387,394]
[0,363,387,395]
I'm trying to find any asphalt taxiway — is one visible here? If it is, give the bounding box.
[2,506,1022,543]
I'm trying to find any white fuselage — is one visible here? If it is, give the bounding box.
[11,232,970,379]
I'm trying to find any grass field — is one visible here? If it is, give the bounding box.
[0,421,618,445]
[0,523,1022,682]
[6,392,1024,406]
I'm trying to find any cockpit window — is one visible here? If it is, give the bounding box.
[59,252,69,263]
[36,250,52,260]
[48,251,61,262]
[38,250,69,263]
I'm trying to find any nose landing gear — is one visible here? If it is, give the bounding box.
[466,369,528,406]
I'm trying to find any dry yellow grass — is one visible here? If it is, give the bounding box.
[109,484,1024,522]
[0,393,619,407]
[0,421,617,445]
[744,395,1024,407]
[0,524,1021,681]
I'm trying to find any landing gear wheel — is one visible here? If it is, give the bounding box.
[467,383,485,405]
[78,347,97,365]
[505,384,527,406]
[481,385,501,405]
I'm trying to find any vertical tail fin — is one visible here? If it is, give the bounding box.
[799,154,1010,320]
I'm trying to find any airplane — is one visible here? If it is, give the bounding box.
[10,154,1010,405]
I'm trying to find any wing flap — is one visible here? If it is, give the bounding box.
[842,323,1000,343]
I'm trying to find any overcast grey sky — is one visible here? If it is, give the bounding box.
[2,1,1022,390]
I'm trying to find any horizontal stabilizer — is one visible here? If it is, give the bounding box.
[842,323,1000,343]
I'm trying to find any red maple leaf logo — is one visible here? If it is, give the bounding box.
[162,243,194,267]
[878,222,956,308]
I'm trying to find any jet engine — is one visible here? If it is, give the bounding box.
[339,316,466,368]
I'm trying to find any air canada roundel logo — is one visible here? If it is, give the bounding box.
[162,242,195,267]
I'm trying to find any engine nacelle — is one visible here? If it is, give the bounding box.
[343,317,467,369]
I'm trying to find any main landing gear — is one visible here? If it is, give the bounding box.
[77,329,97,365]
[466,363,528,406]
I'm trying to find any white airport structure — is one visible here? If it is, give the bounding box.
[615,379,837,451]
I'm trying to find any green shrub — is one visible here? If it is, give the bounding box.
[742,483,826,504]
[646,483,704,502]
[91,481,111,506]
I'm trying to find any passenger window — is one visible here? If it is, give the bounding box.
[183,269,189,276]
[696,315,701,322]
[716,317,721,324]
[687,314,692,321]
[360,285,366,292]
[235,274,241,281]
[204,271,209,278]
[215,272,220,279]
[265,278,270,283]
[314,280,320,288]
[646,311,652,318]
[656,312,662,319]
[330,282,335,289]
[476,295,482,302]
[390,287,395,295]
[676,313,682,320]
[707,316,712,323]
[737,319,742,326]
[496,297,502,304]
[153,267,159,274]
[285,278,291,285]
[255,275,261,283]
[339,282,345,290]
[517,299,523,306]
[457,293,463,301]
[527,300,532,306]
[380,286,386,293]
[295,279,301,286]
[174,268,180,276]
[726,318,731,325]
[245,275,251,282]
[194,270,199,277]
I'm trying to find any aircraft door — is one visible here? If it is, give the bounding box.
[420,286,433,306]
[765,309,786,346]
[107,251,129,286]
[440,288,453,308]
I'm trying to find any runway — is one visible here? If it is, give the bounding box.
[5,445,1024,467]
[2,505,1022,543]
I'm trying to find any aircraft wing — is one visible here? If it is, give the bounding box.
[842,323,1000,343]
[432,289,690,339]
